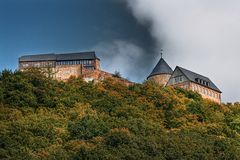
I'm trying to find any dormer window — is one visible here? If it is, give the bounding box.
[195,78,210,87]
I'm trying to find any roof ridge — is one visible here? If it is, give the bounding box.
[56,51,95,55]
[20,53,55,57]
[177,66,210,80]
[148,57,173,79]
[176,66,221,92]
[19,51,98,62]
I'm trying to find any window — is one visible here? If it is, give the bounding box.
[23,63,29,67]
[174,76,183,83]
[85,66,94,70]
[195,78,211,87]
[34,63,40,67]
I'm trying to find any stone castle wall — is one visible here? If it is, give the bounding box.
[54,64,83,81]
[50,64,133,86]
[147,74,171,86]
[189,82,221,104]
[166,81,221,104]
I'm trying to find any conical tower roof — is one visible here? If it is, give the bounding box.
[147,57,173,79]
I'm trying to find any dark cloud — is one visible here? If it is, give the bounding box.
[92,0,161,82]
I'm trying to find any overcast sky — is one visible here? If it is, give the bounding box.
[125,0,240,102]
[0,0,239,102]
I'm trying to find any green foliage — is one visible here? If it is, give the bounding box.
[176,87,202,101]
[105,128,132,147]
[0,82,3,103]
[92,93,124,115]
[0,69,239,159]
[68,115,109,140]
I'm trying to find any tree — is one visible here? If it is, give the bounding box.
[113,71,122,78]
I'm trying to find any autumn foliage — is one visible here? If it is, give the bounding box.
[0,69,239,159]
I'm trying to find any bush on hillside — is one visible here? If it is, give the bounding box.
[0,69,239,159]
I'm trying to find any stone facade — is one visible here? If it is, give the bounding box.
[148,58,222,104]
[147,74,171,86]
[19,52,133,86]
[167,81,221,104]
[189,82,221,104]
[54,64,83,81]
[19,61,56,70]
[166,67,221,104]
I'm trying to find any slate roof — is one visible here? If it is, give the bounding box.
[19,53,56,62]
[56,52,99,61]
[19,51,99,62]
[147,58,173,79]
[176,66,221,93]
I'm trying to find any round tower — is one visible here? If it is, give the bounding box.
[147,53,173,86]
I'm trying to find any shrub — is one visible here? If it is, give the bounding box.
[105,128,131,147]
[68,116,109,140]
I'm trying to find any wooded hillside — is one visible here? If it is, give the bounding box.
[0,69,239,159]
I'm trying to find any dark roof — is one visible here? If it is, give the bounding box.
[176,66,221,93]
[19,53,56,62]
[19,51,99,62]
[56,52,98,61]
[147,58,173,79]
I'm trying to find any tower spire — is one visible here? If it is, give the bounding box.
[160,48,163,58]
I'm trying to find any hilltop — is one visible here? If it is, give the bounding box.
[0,69,239,159]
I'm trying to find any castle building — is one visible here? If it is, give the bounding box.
[147,57,173,86]
[147,56,222,104]
[19,51,132,85]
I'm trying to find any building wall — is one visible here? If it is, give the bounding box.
[167,68,188,86]
[189,82,221,104]
[169,81,191,90]
[54,64,102,81]
[19,60,133,86]
[82,69,133,86]
[168,80,221,104]
[54,64,83,81]
[19,61,56,71]
[148,74,171,86]
[166,68,221,103]
[95,59,100,70]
